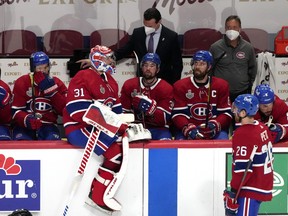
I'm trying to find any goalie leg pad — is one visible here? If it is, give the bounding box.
[85,166,116,213]
[102,142,122,172]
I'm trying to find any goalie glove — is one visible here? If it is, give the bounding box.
[132,95,157,116]
[126,123,152,142]
[182,123,203,140]
[268,123,286,143]
[223,189,239,216]
[197,120,221,139]
[34,71,58,97]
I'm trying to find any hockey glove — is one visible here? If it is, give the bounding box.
[268,123,286,143]
[34,71,58,97]
[25,114,42,130]
[0,86,11,108]
[197,120,221,139]
[223,189,239,216]
[132,95,157,116]
[183,123,203,140]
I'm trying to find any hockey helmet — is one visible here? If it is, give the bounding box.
[30,51,50,67]
[8,209,33,216]
[191,50,213,67]
[141,53,161,68]
[89,45,116,74]
[233,94,259,116]
[254,84,275,104]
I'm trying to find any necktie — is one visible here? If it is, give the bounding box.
[148,33,155,53]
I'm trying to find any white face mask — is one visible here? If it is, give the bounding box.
[144,26,156,35]
[225,30,240,41]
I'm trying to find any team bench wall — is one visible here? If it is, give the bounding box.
[0,140,287,216]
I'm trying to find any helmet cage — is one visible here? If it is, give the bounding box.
[89,45,116,74]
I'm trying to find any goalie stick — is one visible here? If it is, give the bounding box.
[62,102,122,216]
[234,145,258,202]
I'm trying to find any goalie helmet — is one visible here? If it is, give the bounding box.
[30,51,50,67]
[254,84,275,104]
[89,45,116,74]
[191,50,213,67]
[234,94,259,116]
[141,53,161,68]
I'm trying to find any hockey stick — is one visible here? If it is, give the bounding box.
[62,102,122,216]
[29,57,38,140]
[133,51,146,128]
[205,51,226,127]
[234,145,258,202]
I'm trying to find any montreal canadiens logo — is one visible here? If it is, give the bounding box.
[190,103,212,121]
[236,51,245,59]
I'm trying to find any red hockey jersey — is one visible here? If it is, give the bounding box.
[63,68,122,135]
[231,121,274,201]
[0,80,12,125]
[120,77,173,128]
[172,76,232,130]
[254,95,288,141]
[12,73,67,127]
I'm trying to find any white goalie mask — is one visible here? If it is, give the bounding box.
[89,45,116,74]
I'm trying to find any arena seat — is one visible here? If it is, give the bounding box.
[43,30,84,57]
[182,28,223,56]
[0,29,37,57]
[241,28,269,53]
[90,29,130,50]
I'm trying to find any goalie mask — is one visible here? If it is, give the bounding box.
[254,84,275,104]
[233,94,259,116]
[90,45,116,74]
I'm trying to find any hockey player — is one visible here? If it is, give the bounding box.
[224,94,274,216]
[120,53,173,140]
[254,84,288,143]
[12,51,67,140]
[0,80,13,140]
[172,50,232,140]
[63,45,130,213]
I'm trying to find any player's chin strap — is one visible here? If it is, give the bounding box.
[102,134,129,211]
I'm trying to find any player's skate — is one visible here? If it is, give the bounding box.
[85,166,120,215]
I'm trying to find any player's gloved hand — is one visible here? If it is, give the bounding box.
[34,71,58,97]
[197,120,221,139]
[25,114,42,130]
[268,123,286,143]
[0,87,11,108]
[132,95,157,116]
[183,123,203,140]
[223,189,239,216]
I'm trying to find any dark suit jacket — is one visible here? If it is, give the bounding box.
[114,25,183,85]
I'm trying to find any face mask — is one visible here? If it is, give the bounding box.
[144,26,155,35]
[225,30,240,41]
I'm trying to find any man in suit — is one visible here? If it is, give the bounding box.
[115,7,183,85]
